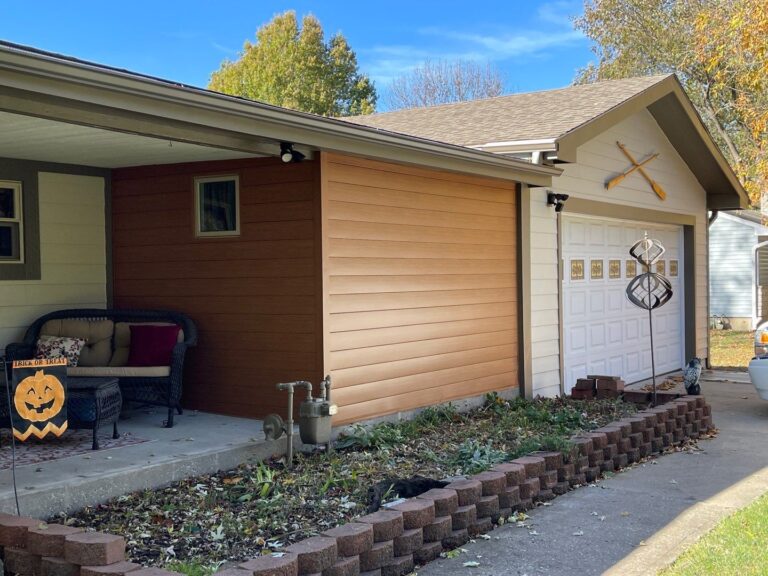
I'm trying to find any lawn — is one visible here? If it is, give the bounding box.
[52,395,636,572]
[659,492,768,576]
[708,329,753,370]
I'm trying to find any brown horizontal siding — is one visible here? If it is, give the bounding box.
[111,157,322,418]
[321,153,519,424]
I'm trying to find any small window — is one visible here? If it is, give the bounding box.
[194,175,240,237]
[0,180,23,263]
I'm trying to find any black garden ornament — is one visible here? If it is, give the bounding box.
[626,233,673,406]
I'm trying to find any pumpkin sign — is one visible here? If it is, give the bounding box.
[11,358,68,440]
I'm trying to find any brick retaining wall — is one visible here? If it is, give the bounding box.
[0,396,712,576]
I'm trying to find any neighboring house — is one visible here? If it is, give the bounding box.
[0,43,747,424]
[709,211,768,330]
[347,74,747,396]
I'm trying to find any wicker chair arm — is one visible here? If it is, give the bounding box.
[5,342,35,362]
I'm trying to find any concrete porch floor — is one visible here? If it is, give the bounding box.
[0,406,287,519]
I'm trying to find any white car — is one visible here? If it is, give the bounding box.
[756,320,768,358]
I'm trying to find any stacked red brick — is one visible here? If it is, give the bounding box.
[571,376,625,400]
[0,397,714,576]
[0,516,147,576]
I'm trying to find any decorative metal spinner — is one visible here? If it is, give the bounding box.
[626,233,673,405]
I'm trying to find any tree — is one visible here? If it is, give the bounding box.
[209,11,376,117]
[385,60,504,110]
[574,0,768,206]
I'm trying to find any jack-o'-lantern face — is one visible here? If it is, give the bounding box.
[14,370,65,422]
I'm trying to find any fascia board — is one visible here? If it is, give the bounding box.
[0,45,561,186]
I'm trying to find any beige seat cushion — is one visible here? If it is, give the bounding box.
[109,322,185,367]
[40,318,114,367]
[68,366,171,378]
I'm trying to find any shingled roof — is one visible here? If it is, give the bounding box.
[344,75,672,147]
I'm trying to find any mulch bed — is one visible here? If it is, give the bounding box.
[50,395,638,570]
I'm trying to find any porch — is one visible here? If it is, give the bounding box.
[0,406,283,518]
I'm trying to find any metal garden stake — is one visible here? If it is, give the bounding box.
[626,233,673,405]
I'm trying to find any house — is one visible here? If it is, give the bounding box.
[709,210,768,330]
[0,43,747,424]
[0,41,561,424]
[347,74,747,395]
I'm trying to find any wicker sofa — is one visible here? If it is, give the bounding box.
[4,308,197,428]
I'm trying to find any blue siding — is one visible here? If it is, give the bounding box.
[709,216,755,317]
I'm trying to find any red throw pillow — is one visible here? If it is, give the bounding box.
[127,325,181,366]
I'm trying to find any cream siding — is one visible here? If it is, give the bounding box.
[0,172,107,347]
[529,109,709,395]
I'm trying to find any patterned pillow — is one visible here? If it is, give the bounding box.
[35,335,86,367]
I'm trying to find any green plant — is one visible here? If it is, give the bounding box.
[166,560,221,576]
[335,422,406,450]
[450,439,507,474]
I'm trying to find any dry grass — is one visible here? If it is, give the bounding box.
[709,330,753,370]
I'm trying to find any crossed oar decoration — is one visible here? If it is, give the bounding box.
[606,141,666,200]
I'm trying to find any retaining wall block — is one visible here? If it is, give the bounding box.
[284,536,337,574]
[587,451,604,467]
[444,479,482,506]
[211,569,250,576]
[624,417,647,433]
[64,532,125,566]
[359,540,393,572]
[537,489,556,502]
[553,481,569,496]
[442,528,469,549]
[580,432,608,450]
[0,515,40,549]
[28,524,85,558]
[417,488,458,516]
[569,474,587,488]
[357,511,404,543]
[558,463,575,482]
[603,444,617,460]
[381,553,413,576]
[40,556,80,576]
[570,438,593,457]
[612,454,629,469]
[467,517,493,538]
[390,500,435,530]
[511,456,546,478]
[81,562,143,576]
[471,471,507,496]
[518,477,540,500]
[499,485,520,509]
[412,541,442,565]
[450,505,477,530]
[584,466,601,482]
[392,528,422,557]
[238,552,299,576]
[475,495,499,520]
[322,554,359,576]
[421,516,452,544]
[600,460,615,473]
[516,497,534,511]
[491,462,526,486]
[323,523,374,557]
[539,470,558,490]
[126,569,181,576]
[595,427,621,445]
[4,547,41,576]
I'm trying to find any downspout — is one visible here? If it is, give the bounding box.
[556,209,565,396]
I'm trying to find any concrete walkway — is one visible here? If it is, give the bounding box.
[0,407,287,518]
[419,371,768,576]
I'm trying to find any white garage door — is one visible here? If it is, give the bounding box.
[562,215,685,391]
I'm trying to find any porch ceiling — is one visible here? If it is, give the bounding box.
[0,111,258,168]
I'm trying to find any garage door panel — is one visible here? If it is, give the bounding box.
[563,215,684,392]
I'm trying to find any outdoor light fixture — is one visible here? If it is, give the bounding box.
[280,142,305,163]
[547,191,570,212]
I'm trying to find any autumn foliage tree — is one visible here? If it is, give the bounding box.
[209,11,376,117]
[575,0,768,206]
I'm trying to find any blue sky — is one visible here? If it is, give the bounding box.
[1,1,595,109]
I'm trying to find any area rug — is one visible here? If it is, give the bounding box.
[0,430,150,470]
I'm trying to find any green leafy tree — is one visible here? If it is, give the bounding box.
[209,11,376,117]
[574,0,767,206]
